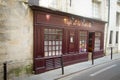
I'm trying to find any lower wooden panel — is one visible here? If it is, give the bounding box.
[34,51,105,74]
[34,53,88,74]
[93,50,104,59]
[63,53,88,66]
[34,57,62,74]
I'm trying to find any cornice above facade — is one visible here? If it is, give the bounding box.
[30,6,107,24]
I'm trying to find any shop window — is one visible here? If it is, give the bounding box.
[116,12,120,27]
[79,31,87,52]
[94,32,101,51]
[92,1,101,19]
[44,28,63,56]
[116,31,119,44]
[109,31,113,44]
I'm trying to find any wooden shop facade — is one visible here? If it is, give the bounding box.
[31,6,106,74]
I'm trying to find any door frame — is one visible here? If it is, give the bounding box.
[88,32,95,52]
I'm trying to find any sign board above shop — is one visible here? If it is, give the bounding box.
[45,13,92,27]
[63,17,92,27]
[35,12,93,28]
[30,4,106,29]
[42,13,92,27]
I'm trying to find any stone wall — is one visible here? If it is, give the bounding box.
[0,0,33,79]
[105,47,119,56]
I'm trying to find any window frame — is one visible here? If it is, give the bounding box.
[116,31,119,44]
[44,28,63,57]
[92,0,101,18]
[116,12,120,27]
[94,32,101,51]
[109,31,113,44]
[79,30,88,52]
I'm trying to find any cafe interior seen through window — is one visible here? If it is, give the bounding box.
[94,32,101,51]
[44,28,63,56]
[79,31,87,52]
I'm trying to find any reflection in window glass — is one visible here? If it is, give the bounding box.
[116,31,119,44]
[44,28,63,56]
[116,12,120,27]
[92,1,101,18]
[94,32,101,51]
[79,31,87,52]
[109,31,113,44]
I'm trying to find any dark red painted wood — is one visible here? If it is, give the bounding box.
[31,6,106,74]
[68,29,76,53]
[93,50,104,59]
[63,53,88,66]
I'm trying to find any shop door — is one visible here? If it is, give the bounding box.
[88,32,95,52]
[68,29,76,53]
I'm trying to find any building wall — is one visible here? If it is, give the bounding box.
[0,0,33,79]
[116,2,120,53]
[0,0,119,78]
[39,0,92,18]
[38,0,120,54]
[117,2,120,52]
[68,0,92,18]
[38,0,112,55]
[105,0,120,55]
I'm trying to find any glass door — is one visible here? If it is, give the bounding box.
[88,32,95,52]
[88,32,101,52]
[68,29,76,53]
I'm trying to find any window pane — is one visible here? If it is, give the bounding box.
[94,32,101,51]
[56,51,59,55]
[44,46,48,51]
[56,29,62,34]
[116,31,119,44]
[44,35,49,40]
[49,41,52,45]
[79,31,87,52]
[116,12,120,27]
[109,31,113,44]
[92,1,101,18]
[52,51,56,56]
[49,46,52,51]
[60,41,62,45]
[45,52,48,56]
[53,46,56,50]
[60,46,62,50]
[44,28,63,56]
[49,51,52,56]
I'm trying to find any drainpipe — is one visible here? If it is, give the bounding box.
[105,0,110,55]
[108,0,110,27]
[70,0,72,7]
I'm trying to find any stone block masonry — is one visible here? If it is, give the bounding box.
[0,0,33,79]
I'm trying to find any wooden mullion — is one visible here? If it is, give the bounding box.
[55,29,57,56]
[58,40,60,55]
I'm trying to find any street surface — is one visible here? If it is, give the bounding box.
[57,59,120,80]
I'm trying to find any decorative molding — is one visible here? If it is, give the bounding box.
[92,0,101,3]
[28,0,39,6]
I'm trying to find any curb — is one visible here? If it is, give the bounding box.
[55,58,120,80]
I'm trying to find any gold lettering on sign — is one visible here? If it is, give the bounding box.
[64,17,92,27]
[46,14,51,21]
